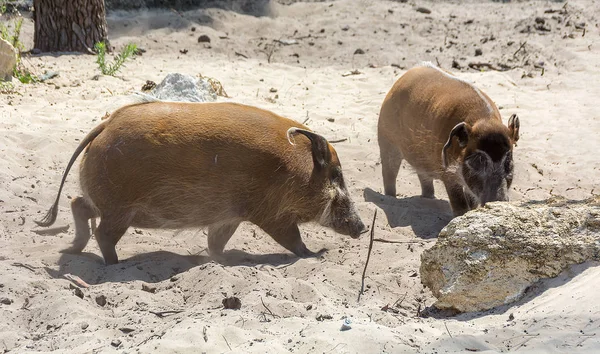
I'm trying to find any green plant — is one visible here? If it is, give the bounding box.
[0,81,16,94]
[0,17,23,50]
[13,65,37,83]
[95,41,138,76]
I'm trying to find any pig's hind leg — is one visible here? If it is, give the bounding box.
[93,211,133,265]
[207,220,241,256]
[60,196,98,254]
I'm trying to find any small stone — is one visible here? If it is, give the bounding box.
[198,35,211,43]
[70,284,84,299]
[0,297,13,305]
[508,313,515,321]
[341,25,350,31]
[142,283,157,293]
[354,48,365,55]
[415,7,431,14]
[475,48,483,56]
[81,322,89,330]
[306,304,313,311]
[316,314,333,321]
[327,117,335,122]
[222,296,242,310]
[95,294,107,307]
[269,88,277,93]
[191,26,196,32]
[535,17,546,25]
[111,339,122,347]
[31,48,41,55]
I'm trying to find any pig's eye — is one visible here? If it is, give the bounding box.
[330,167,343,184]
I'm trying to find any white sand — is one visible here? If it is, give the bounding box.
[1,0,599,352]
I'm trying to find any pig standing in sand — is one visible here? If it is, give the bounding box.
[36,98,366,265]
[378,62,520,216]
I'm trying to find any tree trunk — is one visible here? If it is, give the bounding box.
[33,0,108,53]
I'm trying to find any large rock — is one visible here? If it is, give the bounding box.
[420,197,600,313]
[150,73,217,103]
[0,38,18,81]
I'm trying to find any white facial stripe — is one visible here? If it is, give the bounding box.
[417,61,493,114]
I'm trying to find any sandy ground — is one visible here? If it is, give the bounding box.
[1,0,599,353]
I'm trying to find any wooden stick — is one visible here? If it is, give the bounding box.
[374,238,435,244]
[222,335,232,351]
[260,297,279,318]
[148,310,183,318]
[513,41,527,57]
[357,209,378,302]
[444,321,453,338]
[329,138,348,144]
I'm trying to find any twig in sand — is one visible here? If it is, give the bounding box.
[11,262,38,272]
[329,138,348,144]
[326,343,348,353]
[357,209,378,302]
[302,111,310,125]
[235,52,248,59]
[222,335,232,350]
[260,297,279,319]
[512,334,539,351]
[444,321,453,338]
[136,332,165,347]
[392,292,408,308]
[468,62,515,72]
[148,310,184,318]
[513,41,527,58]
[374,238,434,244]
[203,326,208,342]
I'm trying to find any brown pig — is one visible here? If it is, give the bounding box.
[377,62,520,216]
[36,99,366,265]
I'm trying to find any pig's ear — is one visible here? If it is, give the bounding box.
[287,127,331,170]
[508,114,520,144]
[442,122,471,169]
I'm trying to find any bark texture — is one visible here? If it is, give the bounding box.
[33,0,108,53]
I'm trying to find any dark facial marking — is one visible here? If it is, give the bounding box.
[478,132,510,162]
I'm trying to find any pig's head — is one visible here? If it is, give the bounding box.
[287,128,366,238]
[442,114,520,207]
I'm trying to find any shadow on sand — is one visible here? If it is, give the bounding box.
[45,247,323,285]
[363,187,453,239]
[106,0,272,39]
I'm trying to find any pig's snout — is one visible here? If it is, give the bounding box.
[348,218,367,239]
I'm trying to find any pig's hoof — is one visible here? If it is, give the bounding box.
[293,244,324,258]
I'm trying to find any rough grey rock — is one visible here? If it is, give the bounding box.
[420,197,600,313]
[150,73,217,103]
[0,38,18,81]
